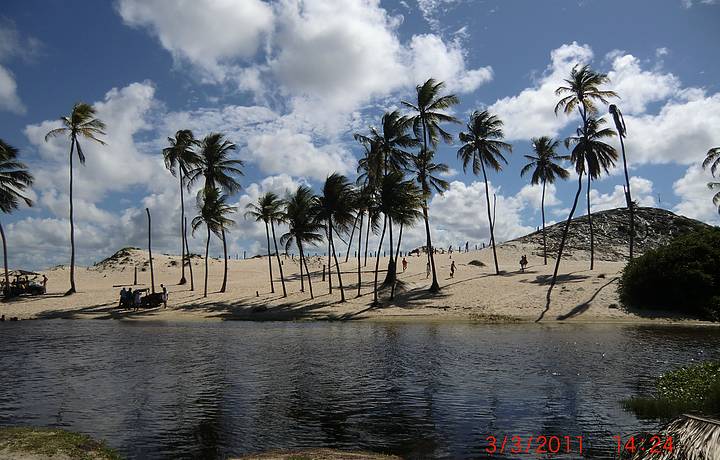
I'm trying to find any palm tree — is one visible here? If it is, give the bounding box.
[457,110,513,275]
[703,147,720,214]
[402,78,459,292]
[355,137,381,268]
[520,136,569,265]
[189,133,243,293]
[192,187,236,297]
[609,104,635,259]
[44,103,106,295]
[280,186,323,299]
[162,129,199,285]
[370,172,422,305]
[315,174,357,302]
[146,208,155,294]
[548,65,617,296]
[546,117,617,301]
[245,192,287,297]
[0,140,33,297]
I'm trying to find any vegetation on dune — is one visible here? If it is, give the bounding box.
[623,361,720,419]
[618,227,720,320]
[0,426,120,460]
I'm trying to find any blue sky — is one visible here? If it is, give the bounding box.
[0,0,719,270]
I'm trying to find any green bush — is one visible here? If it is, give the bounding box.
[623,361,720,419]
[618,227,720,319]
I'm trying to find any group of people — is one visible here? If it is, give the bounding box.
[119,285,168,310]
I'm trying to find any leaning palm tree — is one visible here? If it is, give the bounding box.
[245,192,288,297]
[370,172,422,305]
[545,117,616,302]
[548,65,617,296]
[520,136,569,265]
[0,140,33,297]
[280,186,324,299]
[457,110,512,275]
[192,187,236,297]
[315,174,357,302]
[162,129,199,285]
[609,104,634,259]
[189,133,243,293]
[44,103,106,295]
[402,78,459,292]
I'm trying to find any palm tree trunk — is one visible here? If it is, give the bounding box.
[541,180,547,265]
[364,215,371,267]
[383,216,395,286]
[423,203,440,292]
[481,161,500,275]
[373,216,387,305]
[587,172,594,270]
[146,208,155,294]
[390,222,403,300]
[67,138,76,295]
[264,221,274,293]
[184,217,194,291]
[547,173,584,301]
[619,134,634,259]
[344,212,360,262]
[270,220,287,297]
[298,241,305,293]
[327,225,332,294]
[220,228,228,293]
[178,171,187,285]
[330,222,346,302]
[0,221,9,298]
[204,224,210,297]
[356,211,364,297]
[300,242,313,299]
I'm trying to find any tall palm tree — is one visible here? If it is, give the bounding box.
[163,129,199,285]
[355,137,381,267]
[548,65,617,296]
[609,104,635,259]
[315,174,357,302]
[189,133,243,293]
[280,186,323,299]
[192,187,236,297]
[520,136,569,265]
[546,117,617,301]
[370,172,422,305]
[457,110,512,275]
[402,78,459,292]
[703,146,720,214]
[0,140,33,297]
[44,102,106,295]
[245,192,287,297]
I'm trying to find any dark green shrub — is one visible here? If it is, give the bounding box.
[618,227,720,319]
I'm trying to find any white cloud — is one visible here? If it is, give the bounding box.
[116,0,274,81]
[489,42,592,140]
[0,65,25,113]
[606,53,680,114]
[682,0,718,7]
[588,176,656,212]
[673,164,720,224]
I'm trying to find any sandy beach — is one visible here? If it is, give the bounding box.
[0,242,709,325]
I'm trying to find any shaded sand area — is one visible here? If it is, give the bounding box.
[0,242,707,324]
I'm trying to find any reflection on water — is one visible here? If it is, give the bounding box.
[0,320,718,459]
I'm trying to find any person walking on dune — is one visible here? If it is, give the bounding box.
[450,261,456,279]
[402,257,408,272]
[426,261,431,279]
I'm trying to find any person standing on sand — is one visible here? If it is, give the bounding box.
[161,284,168,308]
[520,255,528,272]
[42,275,48,294]
[402,257,408,272]
[450,261,456,278]
[426,261,431,279]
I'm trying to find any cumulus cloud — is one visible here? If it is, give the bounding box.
[0,65,24,113]
[588,176,656,212]
[116,0,274,81]
[606,53,680,114]
[673,165,720,224]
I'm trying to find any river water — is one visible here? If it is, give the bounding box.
[0,320,718,459]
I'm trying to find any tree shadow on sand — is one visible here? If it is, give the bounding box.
[555,277,618,321]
